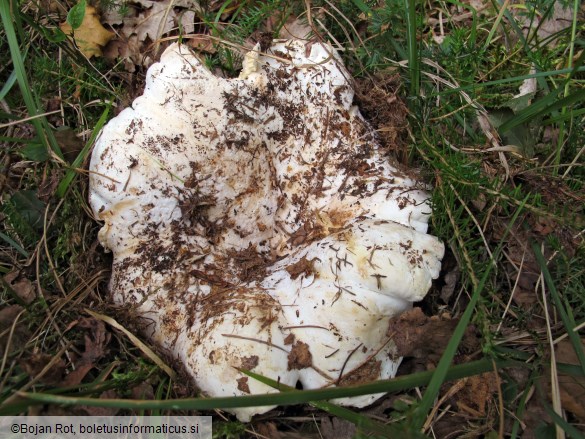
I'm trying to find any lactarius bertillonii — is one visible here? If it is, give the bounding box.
[89,40,444,420]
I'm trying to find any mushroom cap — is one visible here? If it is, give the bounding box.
[89,40,444,420]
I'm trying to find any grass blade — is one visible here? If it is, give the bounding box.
[531,242,585,376]
[84,309,176,379]
[10,358,522,415]
[56,105,110,197]
[405,0,419,97]
[241,369,411,437]
[498,89,585,134]
[432,66,585,97]
[0,70,17,100]
[0,0,63,160]
[410,195,530,430]
[0,231,29,257]
[544,402,585,439]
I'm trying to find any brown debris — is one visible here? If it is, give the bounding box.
[239,355,259,371]
[285,257,317,280]
[237,376,251,394]
[283,333,295,345]
[287,221,326,247]
[387,308,478,367]
[287,341,313,370]
[354,75,409,162]
[338,359,382,387]
[225,245,270,283]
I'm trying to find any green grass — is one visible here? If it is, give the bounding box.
[1,0,584,437]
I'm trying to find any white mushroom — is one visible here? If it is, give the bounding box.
[89,39,444,421]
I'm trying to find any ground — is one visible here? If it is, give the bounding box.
[0,0,584,438]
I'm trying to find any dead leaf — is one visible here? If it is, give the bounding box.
[285,256,316,280]
[471,193,487,211]
[131,382,155,399]
[254,422,282,439]
[63,317,111,385]
[179,10,196,34]
[456,372,498,416]
[79,390,120,416]
[440,267,460,303]
[520,399,552,439]
[532,216,556,236]
[53,127,84,163]
[388,308,477,361]
[20,352,66,385]
[320,417,356,439]
[553,339,585,423]
[60,5,114,58]
[517,3,574,45]
[37,172,61,203]
[102,0,204,70]
[514,67,537,100]
[103,35,143,72]
[511,286,537,308]
[278,16,312,40]
[185,35,217,54]
[3,271,36,304]
[0,305,29,357]
[122,1,175,43]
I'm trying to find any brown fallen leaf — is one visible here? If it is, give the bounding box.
[37,171,61,203]
[102,35,143,72]
[278,16,312,40]
[511,286,538,308]
[387,308,478,365]
[60,5,114,58]
[0,305,29,357]
[456,372,498,416]
[185,35,217,54]
[20,352,66,386]
[63,317,111,385]
[3,271,35,304]
[131,381,155,399]
[119,1,176,43]
[516,2,575,45]
[320,417,356,439]
[79,390,120,416]
[254,422,282,439]
[552,339,585,423]
[102,0,205,71]
[53,127,84,163]
[440,266,460,303]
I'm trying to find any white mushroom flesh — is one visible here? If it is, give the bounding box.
[89,40,445,421]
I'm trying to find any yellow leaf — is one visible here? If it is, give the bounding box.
[60,5,114,58]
